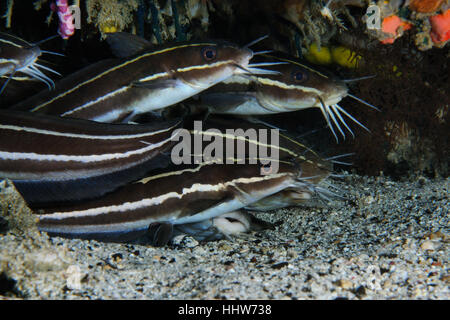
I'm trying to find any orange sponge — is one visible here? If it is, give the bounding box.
[381,15,413,44]
[430,9,450,43]
[409,0,445,13]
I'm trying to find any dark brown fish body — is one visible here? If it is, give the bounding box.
[36,160,300,242]
[195,52,377,141]
[197,52,347,115]
[140,117,337,244]
[189,116,332,171]
[0,109,179,206]
[183,116,335,212]
[12,36,255,123]
[251,53,348,113]
[34,118,334,243]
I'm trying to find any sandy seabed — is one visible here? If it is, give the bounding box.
[0,174,448,299]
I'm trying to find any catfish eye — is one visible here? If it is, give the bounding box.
[292,70,308,83]
[201,47,217,61]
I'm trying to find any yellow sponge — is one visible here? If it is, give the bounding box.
[101,25,118,33]
[305,43,362,69]
[331,46,361,69]
[304,43,332,65]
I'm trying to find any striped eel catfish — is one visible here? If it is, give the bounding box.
[33,119,334,244]
[132,116,336,245]
[0,32,60,96]
[194,52,379,141]
[181,116,336,206]
[0,109,180,207]
[153,131,341,244]
[12,33,278,123]
[35,159,307,243]
[186,116,333,174]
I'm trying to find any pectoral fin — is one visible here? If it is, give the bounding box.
[147,222,174,247]
[200,92,255,109]
[12,153,172,208]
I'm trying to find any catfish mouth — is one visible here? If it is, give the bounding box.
[239,47,254,67]
[11,46,60,92]
[322,89,347,106]
[17,54,37,71]
[17,46,41,70]
[0,46,59,96]
[314,80,375,142]
[322,80,348,105]
[230,49,255,75]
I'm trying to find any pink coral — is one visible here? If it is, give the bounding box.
[51,0,75,39]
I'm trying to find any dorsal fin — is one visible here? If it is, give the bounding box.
[106,32,152,58]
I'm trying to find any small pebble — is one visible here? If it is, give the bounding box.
[171,235,198,248]
[420,240,438,251]
[65,265,85,291]
[335,279,353,290]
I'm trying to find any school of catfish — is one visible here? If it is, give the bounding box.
[0,31,377,246]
